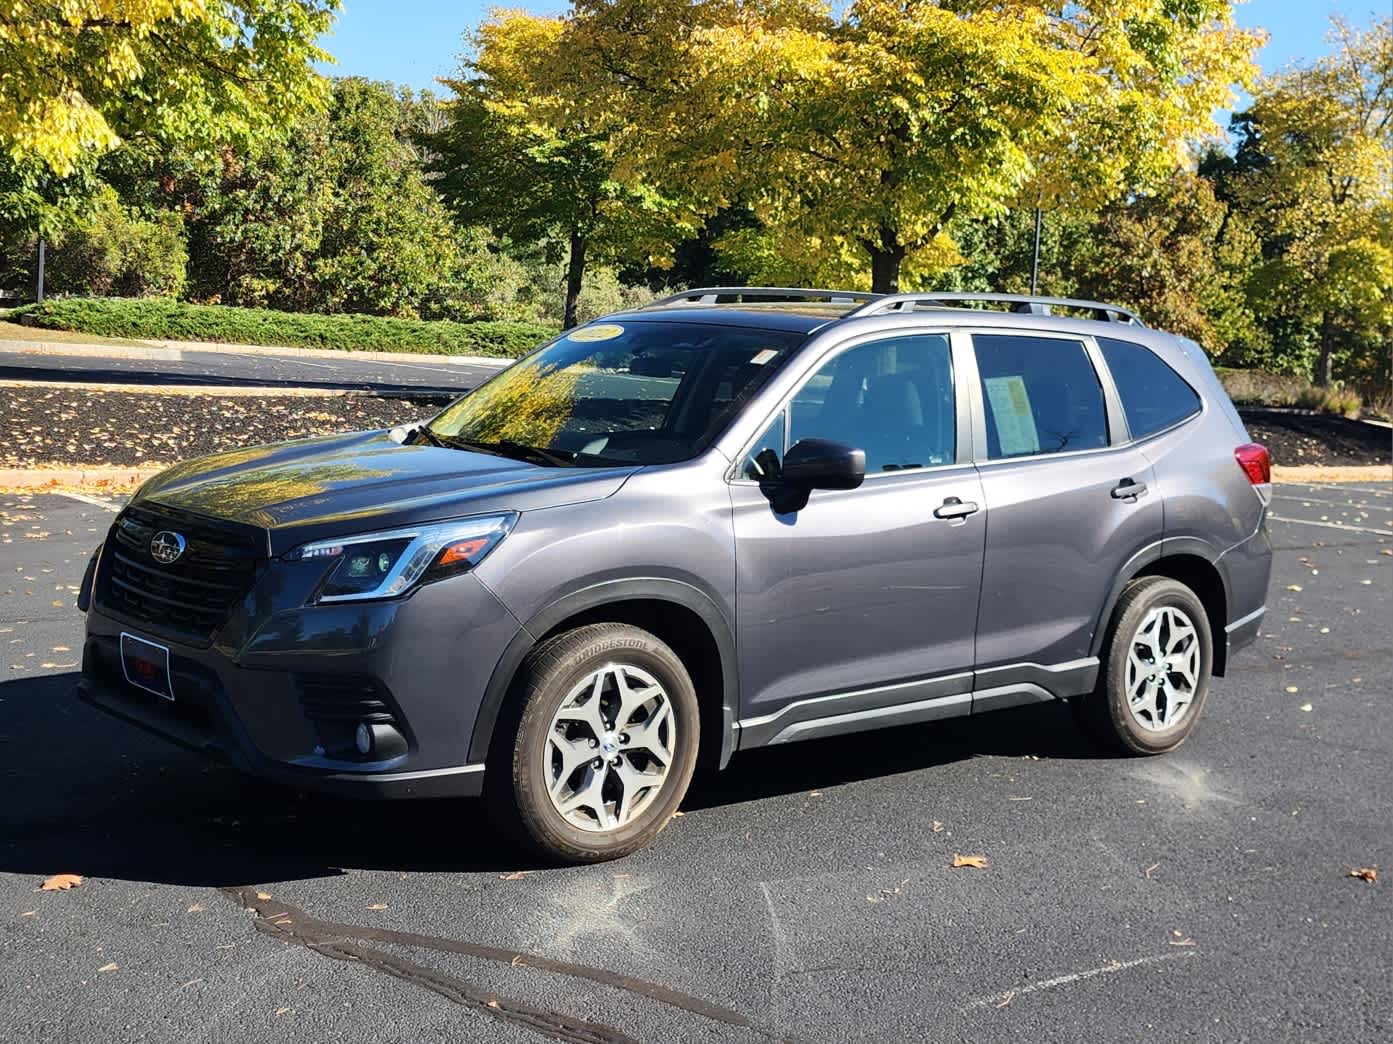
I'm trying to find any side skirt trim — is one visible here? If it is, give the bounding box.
[735,657,1099,750]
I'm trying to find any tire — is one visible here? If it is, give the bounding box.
[1074,576,1213,755]
[485,622,700,863]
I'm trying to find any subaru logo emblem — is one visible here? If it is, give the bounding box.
[149,531,186,565]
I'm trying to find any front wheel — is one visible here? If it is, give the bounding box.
[1074,576,1213,755]
[486,622,700,863]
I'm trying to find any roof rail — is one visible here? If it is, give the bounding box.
[648,286,883,308]
[846,292,1145,326]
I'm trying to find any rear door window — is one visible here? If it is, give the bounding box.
[1097,337,1201,439]
[972,334,1108,460]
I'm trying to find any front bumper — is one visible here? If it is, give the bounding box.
[79,569,522,799]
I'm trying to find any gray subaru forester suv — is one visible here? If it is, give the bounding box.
[77,288,1273,862]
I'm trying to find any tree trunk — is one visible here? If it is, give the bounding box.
[564,231,587,330]
[1315,310,1334,388]
[868,241,906,295]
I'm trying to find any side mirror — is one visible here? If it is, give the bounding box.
[781,438,865,491]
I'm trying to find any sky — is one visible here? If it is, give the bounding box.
[317,1,1384,92]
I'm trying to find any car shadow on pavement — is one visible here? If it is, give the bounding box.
[690,700,1103,810]
[1,673,1101,887]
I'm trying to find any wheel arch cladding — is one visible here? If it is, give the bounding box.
[467,580,738,770]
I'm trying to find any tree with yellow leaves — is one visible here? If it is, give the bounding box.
[1,1,338,178]
[429,10,696,328]
[574,0,1261,293]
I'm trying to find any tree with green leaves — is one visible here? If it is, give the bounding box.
[1214,18,1392,386]
[429,11,694,328]
[141,79,493,320]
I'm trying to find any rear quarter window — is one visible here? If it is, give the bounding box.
[1097,337,1201,439]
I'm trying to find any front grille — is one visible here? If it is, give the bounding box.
[97,505,262,645]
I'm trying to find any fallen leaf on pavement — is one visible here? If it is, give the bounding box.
[498,871,530,881]
[1349,867,1378,883]
[366,903,388,911]
[39,873,83,891]
[1286,584,1303,592]
[255,891,272,901]
[187,904,204,913]
[931,820,944,833]
[275,1007,292,1016]
[1300,703,1313,712]
[97,963,118,972]
[951,854,988,869]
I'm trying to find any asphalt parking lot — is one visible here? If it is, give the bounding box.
[0,344,506,394]
[2,483,1389,1044]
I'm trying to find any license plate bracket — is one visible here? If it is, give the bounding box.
[120,632,175,701]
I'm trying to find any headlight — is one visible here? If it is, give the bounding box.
[285,513,516,603]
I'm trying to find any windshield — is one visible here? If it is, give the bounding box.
[426,320,806,466]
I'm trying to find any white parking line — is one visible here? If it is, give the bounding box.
[963,952,1198,1011]
[1274,495,1393,511]
[57,492,120,512]
[1283,483,1392,498]
[1268,514,1390,536]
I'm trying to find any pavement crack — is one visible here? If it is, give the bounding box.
[221,886,813,1044]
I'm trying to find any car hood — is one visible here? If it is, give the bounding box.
[137,429,638,555]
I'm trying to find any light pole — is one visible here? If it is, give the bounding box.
[1030,208,1042,295]
[35,238,46,304]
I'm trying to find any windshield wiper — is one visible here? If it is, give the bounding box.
[431,435,576,467]
[494,439,578,468]
[410,425,447,448]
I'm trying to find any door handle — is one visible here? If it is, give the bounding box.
[934,496,980,520]
[1111,478,1148,501]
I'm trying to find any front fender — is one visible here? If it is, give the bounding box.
[465,576,740,768]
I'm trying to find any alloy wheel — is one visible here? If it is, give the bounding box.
[1125,605,1201,731]
[543,662,676,832]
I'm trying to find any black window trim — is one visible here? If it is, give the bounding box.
[727,325,971,485]
[1093,334,1206,446]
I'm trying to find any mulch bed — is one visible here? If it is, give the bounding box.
[0,386,445,468]
[1239,409,1391,468]
[1,387,1387,470]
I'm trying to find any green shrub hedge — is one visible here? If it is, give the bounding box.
[5,298,558,358]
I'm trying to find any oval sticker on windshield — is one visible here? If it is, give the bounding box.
[568,323,624,343]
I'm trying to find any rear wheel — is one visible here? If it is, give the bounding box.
[1075,576,1213,754]
[486,622,699,863]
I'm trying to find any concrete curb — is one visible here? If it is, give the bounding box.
[1271,464,1391,484]
[149,339,514,367]
[0,466,163,493]
[0,338,513,368]
[0,379,455,400]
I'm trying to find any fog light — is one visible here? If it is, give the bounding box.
[352,722,408,760]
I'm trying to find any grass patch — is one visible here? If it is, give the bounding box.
[4,298,558,358]
[0,319,152,349]
[1218,367,1366,420]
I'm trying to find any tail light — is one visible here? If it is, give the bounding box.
[1235,443,1271,486]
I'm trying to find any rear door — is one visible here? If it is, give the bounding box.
[966,330,1163,703]
[729,330,986,745]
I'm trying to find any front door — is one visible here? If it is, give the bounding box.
[729,331,985,746]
